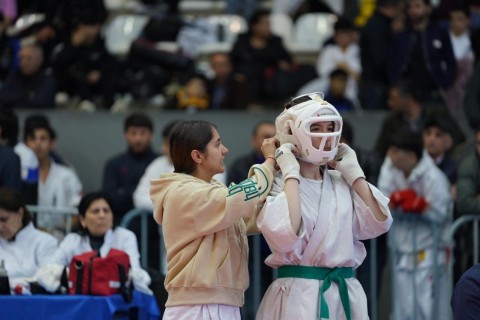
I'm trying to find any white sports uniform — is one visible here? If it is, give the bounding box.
[37,161,82,238]
[378,152,452,320]
[0,223,57,285]
[256,170,392,320]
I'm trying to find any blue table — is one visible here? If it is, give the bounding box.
[0,290,161,320]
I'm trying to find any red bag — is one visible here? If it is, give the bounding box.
[68,249,131,299]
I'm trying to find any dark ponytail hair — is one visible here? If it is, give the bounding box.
[0,187,32,226]
[169,120,216,174]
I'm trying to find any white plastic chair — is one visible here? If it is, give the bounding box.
[196,14,247,55]
[291,13,337,53]
[103,14,150,57]
[205,14,247,44]
[270,13,293,47]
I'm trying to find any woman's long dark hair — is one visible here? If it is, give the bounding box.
[0,187,32,226]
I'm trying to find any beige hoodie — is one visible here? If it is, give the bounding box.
[150,163,274,307]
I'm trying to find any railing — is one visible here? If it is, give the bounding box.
[27,205,79,236]
[388,212,447,320]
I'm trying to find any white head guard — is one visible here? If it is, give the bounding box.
[275,92,343,165]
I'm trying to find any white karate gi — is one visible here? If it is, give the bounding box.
[378,153,452,320]
[0,223,57,282]
[256,170,392,320]
[37,161,82,236]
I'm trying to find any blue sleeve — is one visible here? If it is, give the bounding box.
[451,264,480,319]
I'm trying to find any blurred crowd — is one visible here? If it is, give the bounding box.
[1,0,480,318]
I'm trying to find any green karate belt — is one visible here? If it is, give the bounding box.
[277,265,353,320]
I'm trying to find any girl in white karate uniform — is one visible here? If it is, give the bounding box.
[256,93,393,320]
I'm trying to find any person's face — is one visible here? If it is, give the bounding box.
[125,126,153,154]
[450,11,470,36]
[26,128,54,161]
[202,127,229,176]
[407,0,431,25]
[19,46,43,75]
[252,123,276,153]
[80,199,113,237]
[185,78,207,97]
[81,24,101,45]
[310,122,334,150]
[330,77,347,97]
[387,88,406,112]
[334,30,352,48]
[210,54,232,80]
[388,146,415,173]
[252,15,271,38]
[423,126,450,158]
[0,208,23,240]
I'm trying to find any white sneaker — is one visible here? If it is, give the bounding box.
[78,100,96,112]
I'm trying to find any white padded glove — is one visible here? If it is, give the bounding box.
[34,263,65,293]
[333,143,365,186]
[130,268,153,295]
[275,143,300,182]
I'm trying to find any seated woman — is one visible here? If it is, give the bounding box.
[38,192,150,293]
[0,187,58,293]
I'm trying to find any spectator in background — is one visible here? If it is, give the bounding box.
[167,73,210,111]
[102,113,158,224]
[375,82,424,158]
[463,27,480,131]
[298,16,361,109]
[0,187,57,294]
[25,119,82,240]
[423,116,458,188]
[207,52,249,110]
[377,128,452,320]
[227,121,276,185]
[454,125,480,278]
[359,0,401,110]
[0,44,56,109]
[38,192,151,294]
[324,68,355,112]
[230,9,292,106]
[445,3,473,114]
[389,0,456,108]
[52,16,118,112]
[0,107,21,191]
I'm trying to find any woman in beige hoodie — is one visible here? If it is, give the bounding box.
[150,120,277,319]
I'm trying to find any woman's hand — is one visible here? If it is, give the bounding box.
[261,137,278,159]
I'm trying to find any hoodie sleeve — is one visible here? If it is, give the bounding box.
[160,163,274,239]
